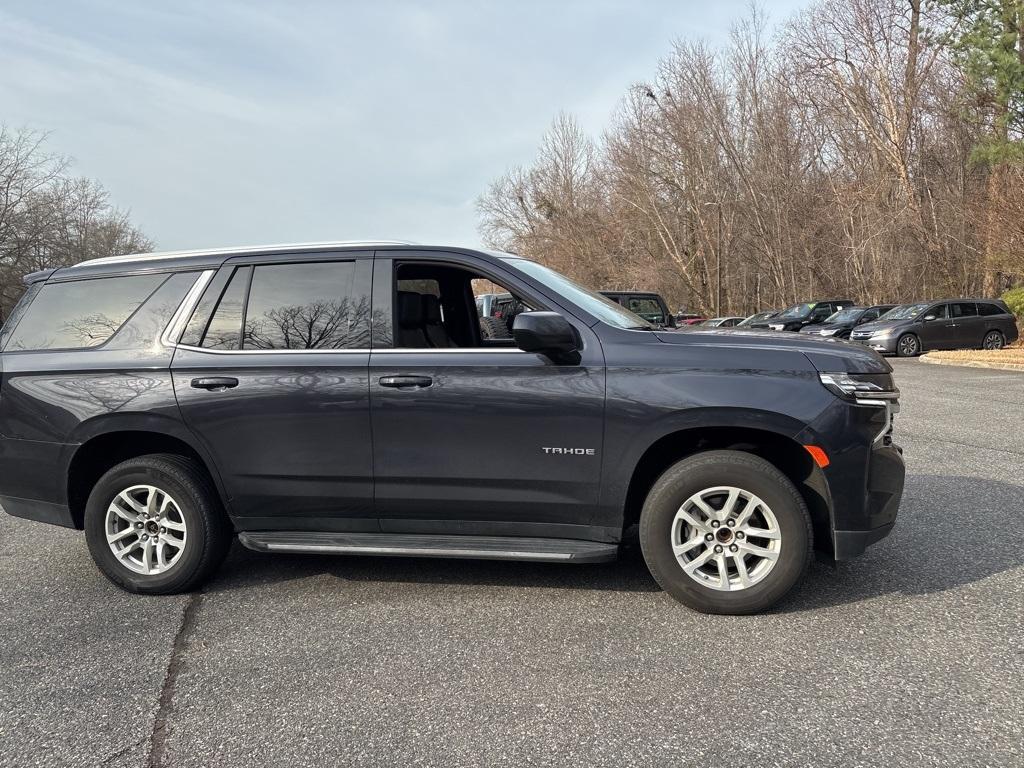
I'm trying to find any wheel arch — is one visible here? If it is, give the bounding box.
[63,415,230,529]
[619,423,833,555]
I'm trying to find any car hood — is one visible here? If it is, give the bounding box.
[654,327,891,373]
[853,319,907,335]
[799,321,851,333]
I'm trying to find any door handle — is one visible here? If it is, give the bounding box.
[191,376,239,391]
[379,375,433,389]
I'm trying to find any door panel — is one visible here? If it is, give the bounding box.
[370,350,605,532]
[367,253,607,537]
[918,304,951,350]
[950,302,982,348]
[170,254,375,530]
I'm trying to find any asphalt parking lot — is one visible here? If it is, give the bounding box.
[1,358,1022,767]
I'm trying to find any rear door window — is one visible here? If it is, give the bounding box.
[951,302,977,318]
[4,274,165,351]
[243,262,362,350]
[977,302,1004,317]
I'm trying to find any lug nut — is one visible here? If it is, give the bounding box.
[135,522,143,529]
[160,527,166,534]
[714,545,723,554]
[729,544,739,553]
[704,533,714,542]
[141,534,148,541]
[736,532,745,540]
[711,520,720,529]
[726,519,735,528]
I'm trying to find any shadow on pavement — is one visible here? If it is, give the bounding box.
[201,474,1023,611]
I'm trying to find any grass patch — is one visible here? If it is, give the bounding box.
[925,345,1024,366]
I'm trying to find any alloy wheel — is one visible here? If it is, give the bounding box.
[104,484,188,575]
[898,335,919,356]
[670,486,781,591]
[983,332,1004,350]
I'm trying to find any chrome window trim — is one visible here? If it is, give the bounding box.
[169,345,529,356]
[159,270,215,348]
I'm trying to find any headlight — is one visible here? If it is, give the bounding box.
[819,372,899,404]
[820,329,838,336]
[870,328,895,338]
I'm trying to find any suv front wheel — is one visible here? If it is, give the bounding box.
[84,454,232,594]
[639,450,812,614]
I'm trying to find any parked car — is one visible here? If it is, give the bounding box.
[698,316,746,328]
[747,299,855,332]
[850,298,1019,356]
[737,309,780,327]
[799,305,896,340]
[677,314,706,326]
[0,242,904,614]
[599,291,677,328]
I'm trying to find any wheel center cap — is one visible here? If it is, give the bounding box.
[715,528,733,544]
[146,521,159,535]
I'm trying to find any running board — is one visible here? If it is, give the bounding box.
[238,532,619,563]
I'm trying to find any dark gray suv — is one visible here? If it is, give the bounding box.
[0,242,905,614]
[850,299,1019,356]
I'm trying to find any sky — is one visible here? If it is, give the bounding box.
[0,0,806,252]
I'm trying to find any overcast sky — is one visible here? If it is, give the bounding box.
[1,0,804,252]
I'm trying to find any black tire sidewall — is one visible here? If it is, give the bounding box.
[84,460,214,593]
[639,452,811,614]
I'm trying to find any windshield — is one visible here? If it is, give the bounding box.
[776,303,815,319]
[881,302,929,320]
[504,258,653,330]
[737,311,773,326]
[826,308,863,324]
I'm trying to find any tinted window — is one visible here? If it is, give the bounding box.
[106,272,200,350]
[200,267,249,349]
[5,274,165,351]
[0,283,42,349]
[977,302,1004,317]
[928,304,949,320]
[951,302,977,318]
[243,261,362,350]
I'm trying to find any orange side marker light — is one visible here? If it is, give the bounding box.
[804,445,830,468]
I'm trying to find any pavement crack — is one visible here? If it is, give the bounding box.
[147,592,203,768]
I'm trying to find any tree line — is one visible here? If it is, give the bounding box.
[0,126,151,320]
[478,0,1024,316]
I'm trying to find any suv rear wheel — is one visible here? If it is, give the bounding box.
[639,450,811,614]
[84,454,232,594]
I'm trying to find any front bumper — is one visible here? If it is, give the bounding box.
[849,332,897,353]
[800,395,905,560]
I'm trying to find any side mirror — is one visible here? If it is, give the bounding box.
[513,311,579,363]
[924,315,936,322]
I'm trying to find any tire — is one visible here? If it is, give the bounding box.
[982,330,1005,350]
[896,333,920,357]
[639,450,812,614]
[480,315,510,340]
[84,454,232,594]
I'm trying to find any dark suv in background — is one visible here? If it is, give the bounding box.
[799,305,896,340]
[747,299,854,332]
[850,299,1018,356]
[0,243,904,614]
[598,291,676,328]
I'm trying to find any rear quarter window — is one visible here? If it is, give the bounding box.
[4,274,166,351]
[977,302,1005,317]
